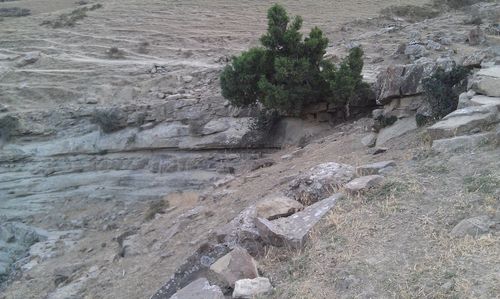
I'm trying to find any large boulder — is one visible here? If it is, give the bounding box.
[469,95,500,109]
[209,247,259,288]
[375,61,436,105]
[471,66,500,97]
[431,132,498,153]
[255,194,343,249]
[427,105,499,140]
[376,117,417,146]
[170,278,224,299]
[286,163,354,204]
[233,277,273,299]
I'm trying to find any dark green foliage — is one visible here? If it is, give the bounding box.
[220,4,366,115]
[41,4,102,28]
[322,47,368,107]
[416,113,433,127]
[220,48,270,107]
[144,199,169,221]
[92,109,126,133]
[422,66,470,120]
[249,109,281,132]
[374,114,398,130]
[106,47,125,59]
[0,115,20,142]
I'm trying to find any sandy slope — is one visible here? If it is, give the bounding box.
[0,0,422,111]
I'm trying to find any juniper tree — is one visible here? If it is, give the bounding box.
[220,4,367,115]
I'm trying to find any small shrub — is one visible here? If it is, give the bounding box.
[106,47,125,59]
[144,199,169,221]
[464,16,483,25]
[432,0,489,9]
[422,66,470,120]
[41,4,101,28]
[249,109,281,132]
[0,115,20,142]
[416,113,432,127]
[91,109,126,133]
[137,41,150,54]
[220,4,367,115]
[0,7,31,17]
[374,114,397,130]
[380,5,440,22]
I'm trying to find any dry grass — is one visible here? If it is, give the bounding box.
[144,199,169,221]
[380,4,439,22]
[41,4,102,28]
[260,147,500,298]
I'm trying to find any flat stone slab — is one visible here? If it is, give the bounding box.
[256,196,303,220]
[472,66,500,97]
[356,161,396,176]
[450,215,496,237]
[470,95,500,109]
[255,193,343,249]
[432,132,498,153]
[345,175,384,194]
[376,117,417,146]
[233,277,273,299]
[427,105,498,140]
[151,243,229,299]
[170,278,224,299]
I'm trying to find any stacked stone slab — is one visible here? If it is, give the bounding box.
[362,58,455,147]
[429,65,500,152]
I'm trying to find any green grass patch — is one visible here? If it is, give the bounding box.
[463,172,499,194]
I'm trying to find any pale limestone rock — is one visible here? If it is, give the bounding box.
[233,277,273,299]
